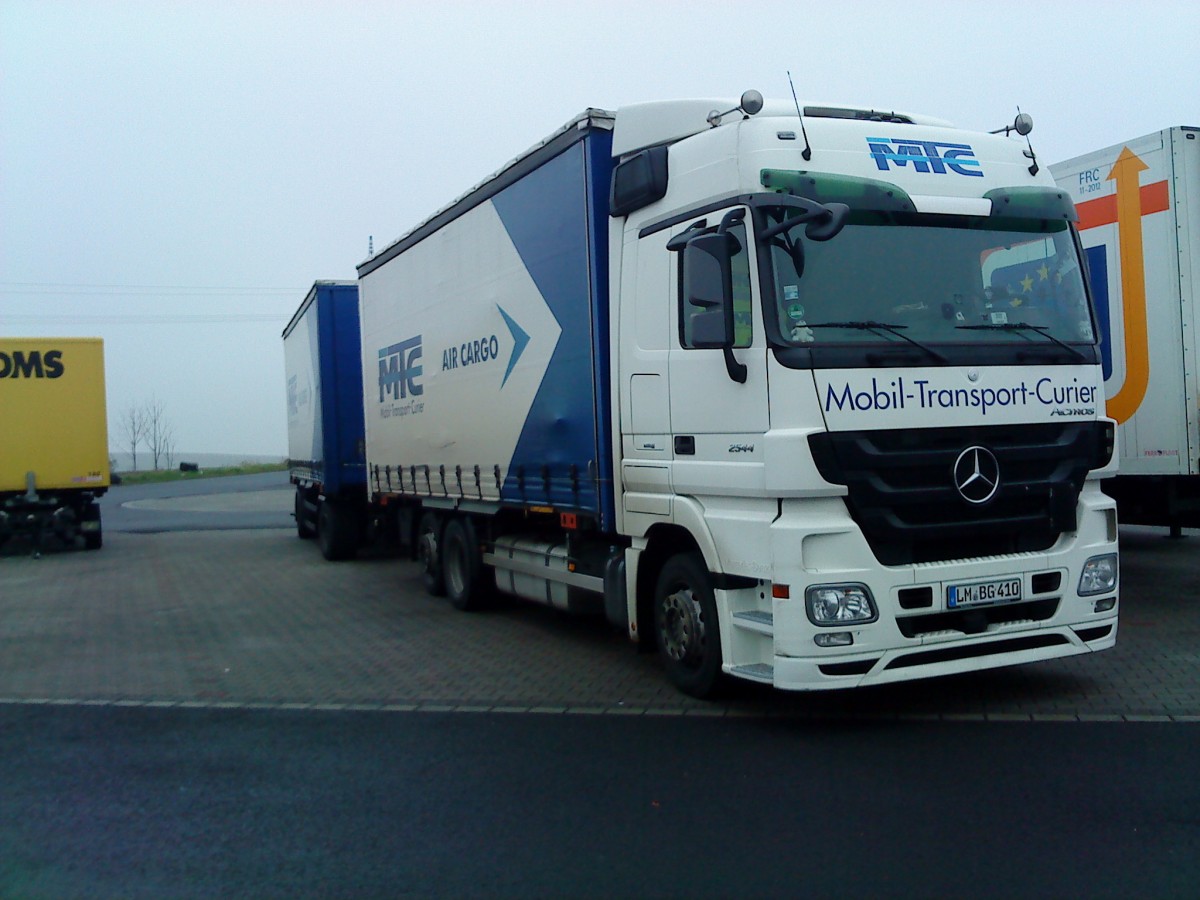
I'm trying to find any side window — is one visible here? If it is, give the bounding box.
[678,220,753,349]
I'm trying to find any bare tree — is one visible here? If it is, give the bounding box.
[119,405,147,472]
[145,397,175,471]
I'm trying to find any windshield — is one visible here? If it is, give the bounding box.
[765,209,1095,347]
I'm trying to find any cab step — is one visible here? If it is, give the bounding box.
[729,663,774,682]
[732,610,774,635]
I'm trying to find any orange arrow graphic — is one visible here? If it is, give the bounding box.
[1104,147,1150,424]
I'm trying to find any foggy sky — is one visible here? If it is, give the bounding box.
[2,0,1197,458]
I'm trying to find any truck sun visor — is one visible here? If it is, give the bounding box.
[760,169,916,213]
[984,186,1078,222]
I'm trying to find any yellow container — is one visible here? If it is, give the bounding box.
[0,338,110,493]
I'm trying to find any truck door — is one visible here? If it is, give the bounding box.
[667,206,770,495]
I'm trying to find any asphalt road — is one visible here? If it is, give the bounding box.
[100,471,292,533]
[3,473,1198,897]
[2,705,1197,899]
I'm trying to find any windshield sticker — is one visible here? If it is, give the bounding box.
[784,298,814,342]
[866,137,983,177]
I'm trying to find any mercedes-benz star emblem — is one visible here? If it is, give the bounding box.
[953,446,1000,504]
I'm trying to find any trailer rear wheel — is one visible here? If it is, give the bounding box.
[442,517,489,611]
[295,489,316,539]
[82,502,102,551]
[318,499,358,561]
[653,553,724,698]
[417,512,445,596]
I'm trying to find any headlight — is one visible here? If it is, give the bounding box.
[805,584,878,625]
[1078,554,1118,596]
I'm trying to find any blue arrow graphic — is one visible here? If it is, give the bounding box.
[497,305,529,389]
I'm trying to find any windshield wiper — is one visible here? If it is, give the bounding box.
[955,322,1087,362]
[806,321,949,364]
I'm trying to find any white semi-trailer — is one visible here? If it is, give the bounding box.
[357,94,1120,697]
[1051,126,1199,536]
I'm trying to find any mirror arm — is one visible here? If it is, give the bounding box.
[723,347,748,384]
[804,202,850,242]
[667,219,709,252]
[717,208,746,234]
[758,198,828,240]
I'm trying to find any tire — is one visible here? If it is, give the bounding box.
[295,489,315,539]
[441,517,489,611]
[317,499,358,561]
[653,553,724,698]
[82,502,102,551]
[417,512,445,596]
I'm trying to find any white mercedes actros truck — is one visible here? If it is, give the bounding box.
[356,92,1120,697]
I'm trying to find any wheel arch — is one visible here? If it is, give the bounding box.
[634,523,705,649]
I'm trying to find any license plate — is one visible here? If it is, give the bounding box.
[947,577,1022,608]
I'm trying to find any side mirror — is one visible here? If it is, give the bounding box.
[682,232,735,349]
[804,202,849,241]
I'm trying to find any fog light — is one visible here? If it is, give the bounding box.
[805,584,878,625]
[814,632,854,647]
[1078,554,1118,596]
[1094,597,1116,613]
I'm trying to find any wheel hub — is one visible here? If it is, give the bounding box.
[418,531,438,575]
[445,539,465,596]
[659,588,706,666]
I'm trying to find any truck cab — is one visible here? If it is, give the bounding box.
[608,98,1119,694]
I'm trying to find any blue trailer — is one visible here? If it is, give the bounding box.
[282,281,366,559]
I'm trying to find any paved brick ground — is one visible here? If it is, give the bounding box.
[0,525,1197,720]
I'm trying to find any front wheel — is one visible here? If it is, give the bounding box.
[654,553,724,698]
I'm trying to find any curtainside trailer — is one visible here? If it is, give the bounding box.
[283,281,367,560]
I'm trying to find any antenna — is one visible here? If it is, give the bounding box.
[368,235,374,256]
[989,107,1039,176]
[787,71,812,161]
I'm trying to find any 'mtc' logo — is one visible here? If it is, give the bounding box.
[866,137,982,177]
[378,336,423,402]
